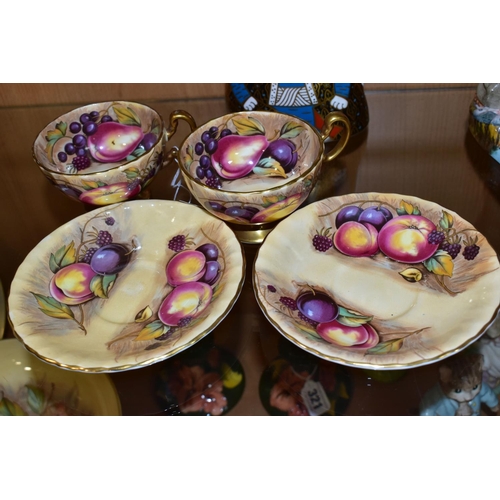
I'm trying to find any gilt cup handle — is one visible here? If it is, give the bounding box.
[320,112,351,163]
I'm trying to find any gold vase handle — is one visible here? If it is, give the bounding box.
[320,111,351,163]
[162,110,198,168]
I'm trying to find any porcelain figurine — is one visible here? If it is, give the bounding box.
[469,83,500,163]
[419,353,500,416]
[228,83,369,136]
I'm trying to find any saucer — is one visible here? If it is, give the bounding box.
[253,192,500,370]
[0,338,121,415]
[8,200,245,372]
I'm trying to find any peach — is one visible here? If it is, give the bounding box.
[158,281,213,326]
[49,263,96,305]
[378,215,437,263]
[250,193,302,224]
[333,221,379,257]
[79,182,141,206]
[316,321,379,349]
[166,250,207,286]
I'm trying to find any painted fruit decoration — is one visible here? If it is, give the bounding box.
[43,103,163,204]
[183,115,309,224]
[87,122,144,163]
[264,285,380,351]
[132,233,225,346]
[32,211,135,335]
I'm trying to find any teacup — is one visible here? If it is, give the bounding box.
[33,101,196,207]
[169,109,351,243]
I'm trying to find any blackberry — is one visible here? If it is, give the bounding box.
[81,247,98,263]
[428,229,446,245]
[72,155,91,171]
[463,244,480,261]
[128,178,141,191]
[177,316,193,328]
[313,234,333,252]
[96,230,113,247]
[298,311,319,328]
[168,234,186,252]
[441,242,461,259]
[156,329,174,341]
[205,176,222,189]
[104,217,115,226]
[267,285,277,293]
[279,296,298,310]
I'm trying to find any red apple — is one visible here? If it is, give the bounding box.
[158,281,213,326]
[378,214,437,263]
[49,263,96,305]
[333,221,379,257]
[317,320,379,349]
[79,182,141,206]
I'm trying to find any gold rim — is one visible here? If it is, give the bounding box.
[252,192,500,370]
[33,100,165,177]
[8,201,247,373]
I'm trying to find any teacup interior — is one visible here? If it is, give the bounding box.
[181,111,322,192]
[33,101,163,175]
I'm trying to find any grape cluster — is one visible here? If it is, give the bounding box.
[96,230,113,247]
[441,241,462,259]
[463,244,480,261]
[168,235,186,252]
[280,296,298,310]
[193,125,233,189]
[81,247,98,264]
[313,234,333,252]
[58,111,113,172]
[427,229,446,245]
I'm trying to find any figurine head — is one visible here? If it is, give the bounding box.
[438,354,484,404]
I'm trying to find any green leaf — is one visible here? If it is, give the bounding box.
[150,118,161,135]
[0,397,26,416]
[112,105,141,126]
[279,121,304,140]
[337,306,373,326]
[90,274,116,299]
[55,121,67,136]
[439,210,454,230]
[424,250,454,277]
[26,385,46,414]
[50,241,76,273]
[400,200,414,215]
[134,320,169,341]
[412,207,421,215]
[31,293,75,320]
[45,127,64,142]
[124,167,140,180]
[186,144,194,160]
[366,338,404,355]
[231,116,265,136]
[82,180,107,190]
[396,208,407,216]
[254,157,287,178]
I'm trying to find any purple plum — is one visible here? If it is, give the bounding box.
[261,139,298,173]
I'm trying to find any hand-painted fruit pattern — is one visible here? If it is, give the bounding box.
[314,198,482,292]
[264,284,381,350]
[131,233,225,348]
[31,211,135,335]
[43,103,163,204]
[184,116,311,224]
[261,283,426,356]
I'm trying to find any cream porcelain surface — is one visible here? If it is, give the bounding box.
[0,338,121,415]
[253,193,500,369]
[8,200,245,372]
